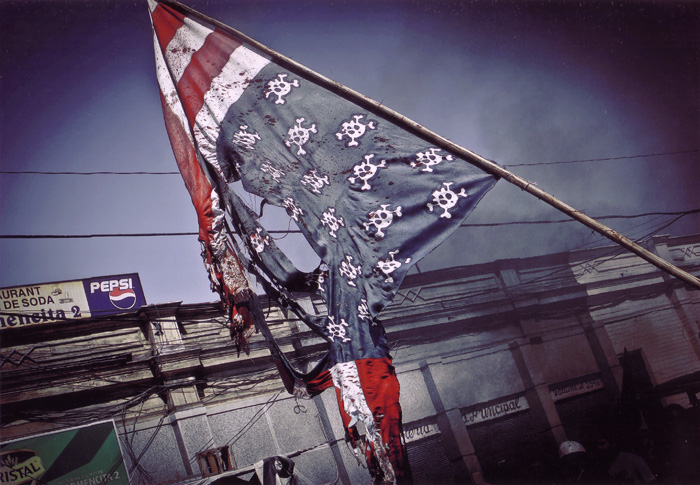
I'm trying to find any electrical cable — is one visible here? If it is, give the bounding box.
[0,209,696,239]
[459,208,700,228]
[0,231,199,239]
[2,149,696,175]
[223,389,284,448]
[514,210,694,289]
[393,209,696,307]
[503,148,698,167]
[1,212,687,337]
[0,170,180,175]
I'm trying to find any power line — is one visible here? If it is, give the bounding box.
[503,149,698,168]
[0,232,200,239]
[0,209,697,239]
[0,170,180,175]
[460,208,700,227]
[1,149,697,175]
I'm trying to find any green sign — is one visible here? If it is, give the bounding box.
[0,421,129,485]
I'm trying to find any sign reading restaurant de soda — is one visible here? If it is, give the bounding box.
[0,274,146,330]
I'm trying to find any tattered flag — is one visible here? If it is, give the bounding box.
[148,1,498,481]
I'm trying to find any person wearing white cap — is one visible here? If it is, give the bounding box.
[558,440,593,483]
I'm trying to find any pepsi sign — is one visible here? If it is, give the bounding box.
[1,274,147,331]
[84,274,146,317]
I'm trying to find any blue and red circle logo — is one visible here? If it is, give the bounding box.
[108,287,137,310]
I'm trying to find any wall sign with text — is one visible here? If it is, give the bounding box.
[402,421,439,444]
[550,378,604,402]
[0,274,146,331]
[463,396,530,426]
[0,420,129,484]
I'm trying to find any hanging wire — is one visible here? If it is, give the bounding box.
[223,389,284,448]
[459,208,700,228]
[497,210,692,289]
[1,149,696,174]
[503,148,698,168]
[0,209,696,239]
[0,170,180,175]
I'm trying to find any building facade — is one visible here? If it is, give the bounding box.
[1,233,699,484]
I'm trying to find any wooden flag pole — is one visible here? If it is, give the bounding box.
[163,0,700,290]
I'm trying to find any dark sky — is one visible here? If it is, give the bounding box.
[1,0,698,304]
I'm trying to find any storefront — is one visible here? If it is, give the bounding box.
[403,419,455,484]
[463,395,548,483]
[551,376,612,449]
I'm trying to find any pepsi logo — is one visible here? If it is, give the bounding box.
[109,287,136,310]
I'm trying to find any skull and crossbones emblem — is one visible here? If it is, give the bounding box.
[300,169,330,195]
[364,204,402,239]
[410,148,454,172]
[358,299,372,323]
[348,154,386,191]
[325,316,351,343]
[376,250,411,283]
[232,125,261,151]
[336,114,377,147]
[320,207,345,238]
[427,182,468,218]
[285,118,317,155]
[250,228,270,253]
[339,255,362,287]
[261,161,285,182]
[283,197,304,221]
[264,73,299,105]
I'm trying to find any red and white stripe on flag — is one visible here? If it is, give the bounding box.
[148,2,410,482]
[148,0,264,349]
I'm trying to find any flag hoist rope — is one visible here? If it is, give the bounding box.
[163,0,700,290]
